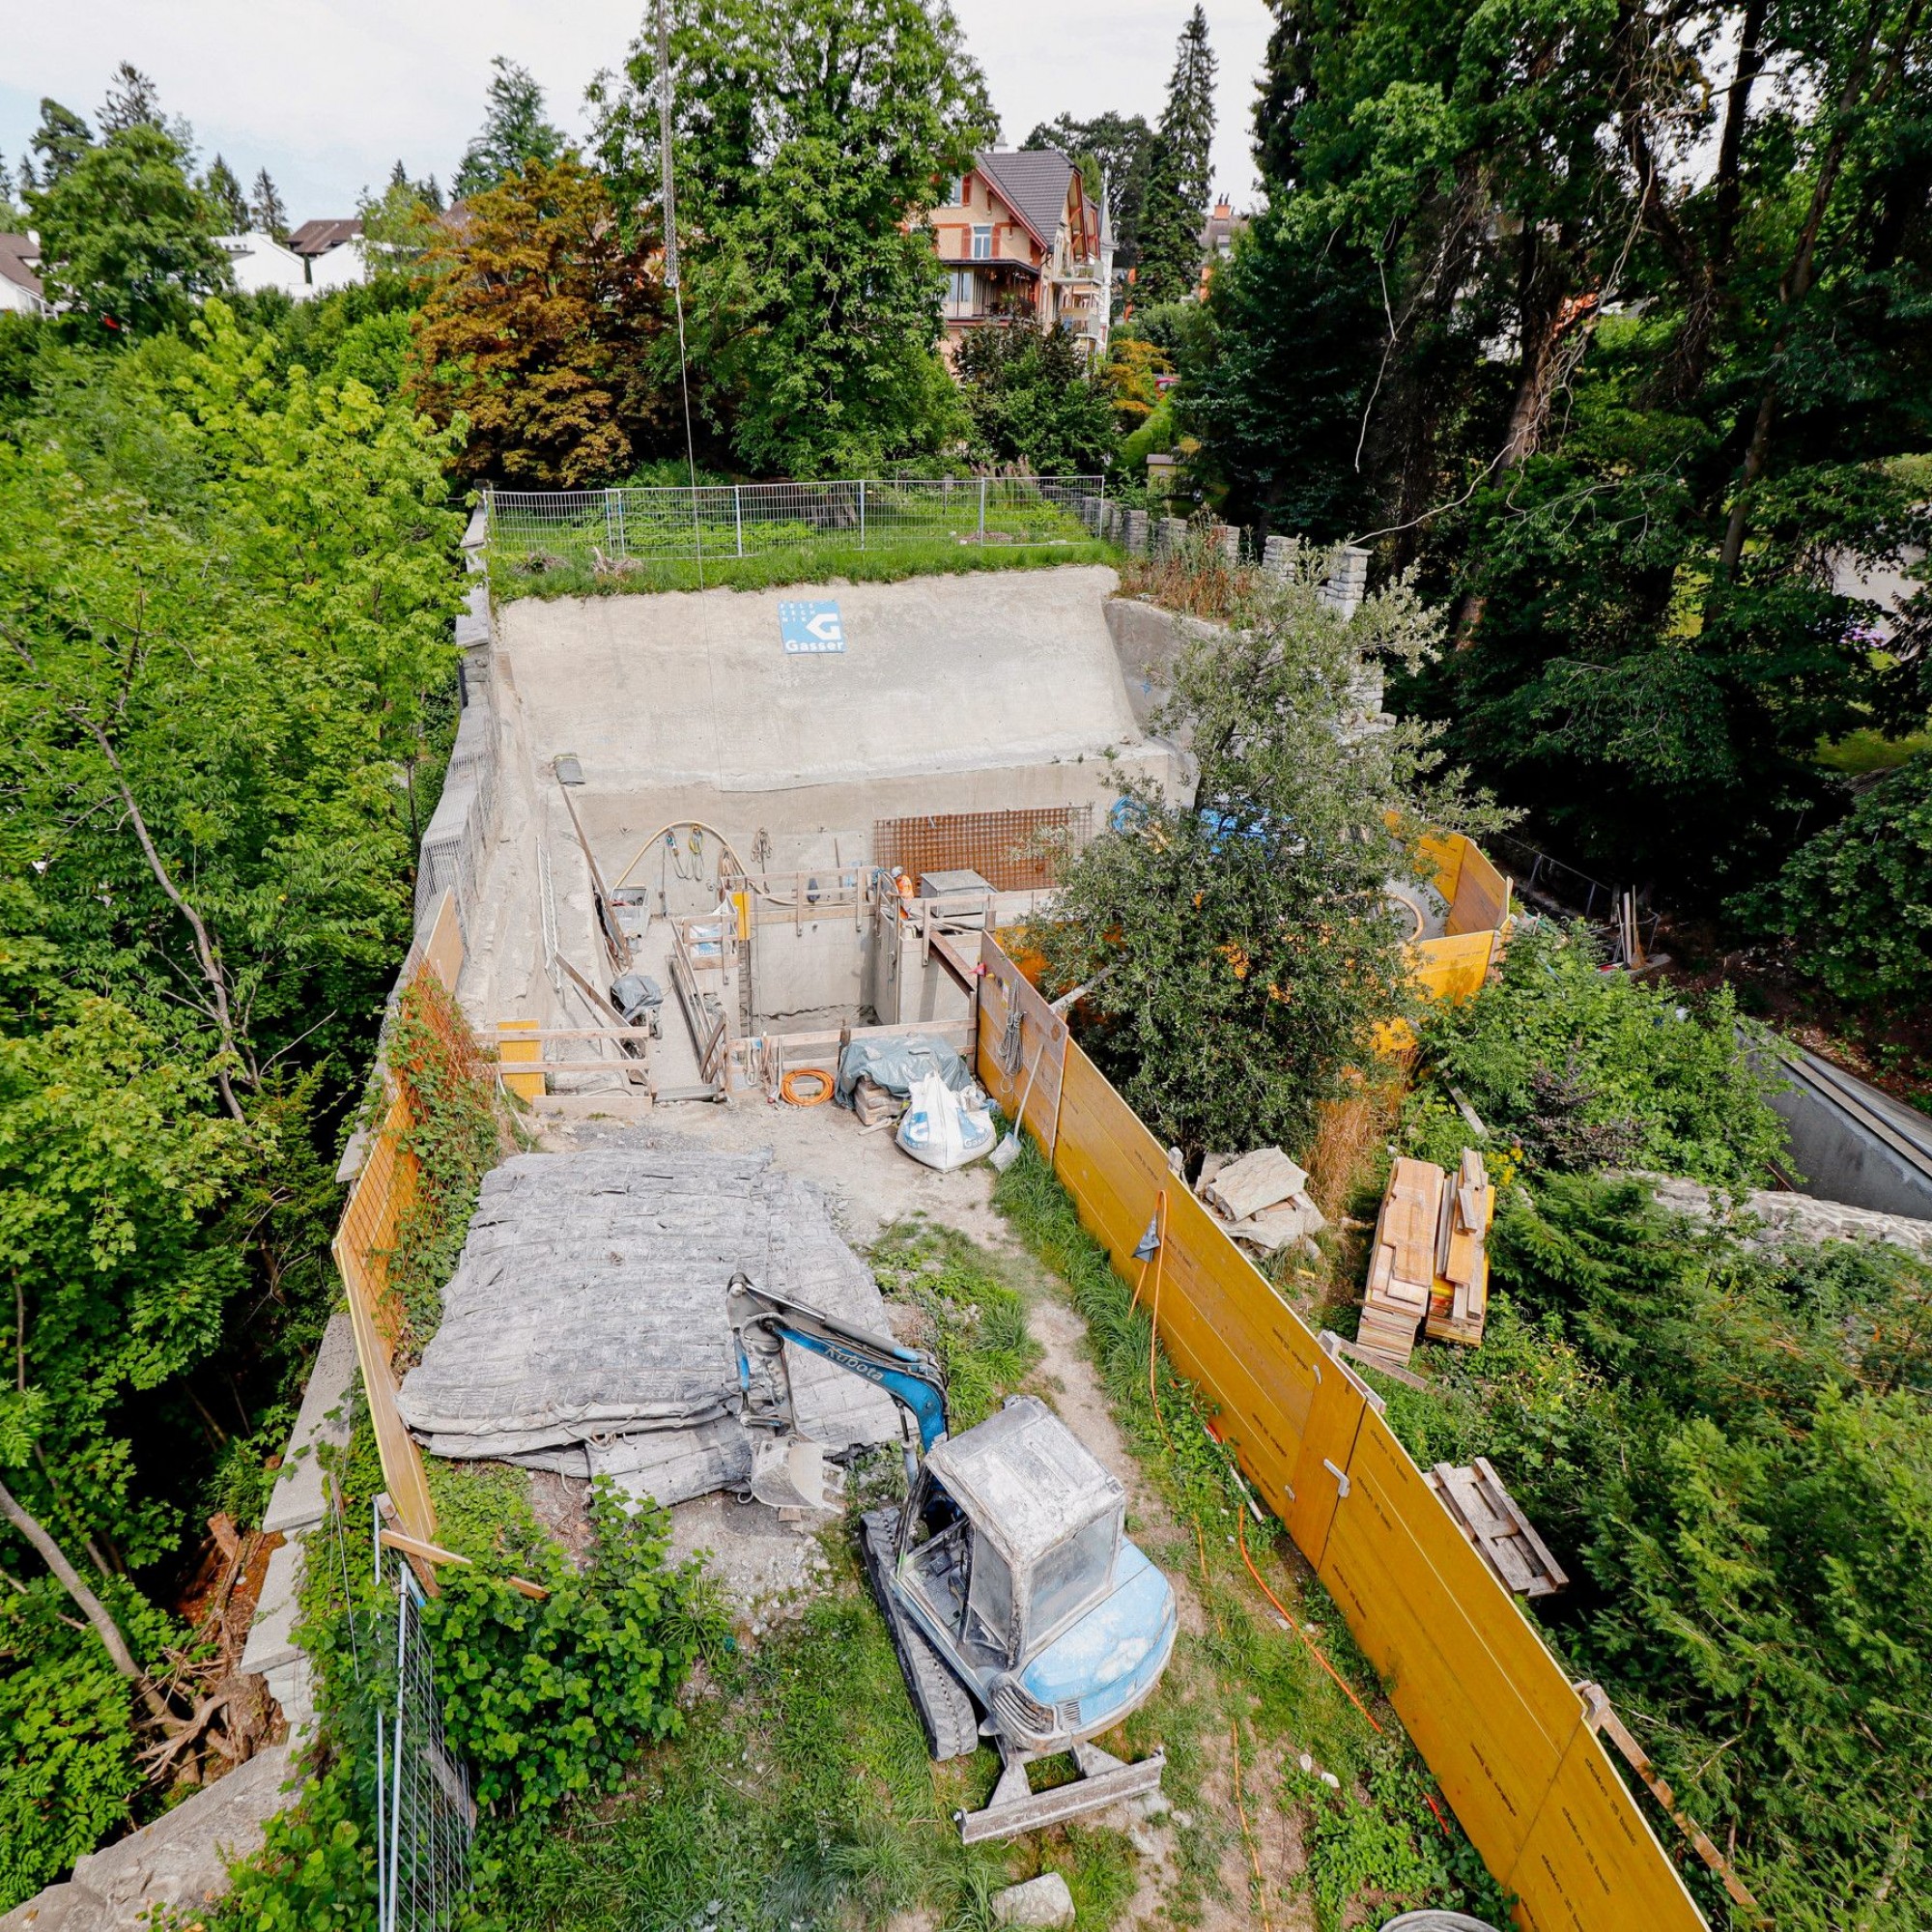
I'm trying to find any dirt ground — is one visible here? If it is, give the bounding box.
[526,1088,1313,1930]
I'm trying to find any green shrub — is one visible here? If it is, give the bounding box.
[0,1598,140,1910]
[422,1480,716,1826]
[1736,752,1932,1006]
[1415,921,1788,1186]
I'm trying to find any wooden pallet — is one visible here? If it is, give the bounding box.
[1427,1457,1567,1598]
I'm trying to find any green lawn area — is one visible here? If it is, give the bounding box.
[490,534,1122,602]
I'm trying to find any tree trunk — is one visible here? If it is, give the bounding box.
[0,1474,174,1725]
[81,717,251,1121]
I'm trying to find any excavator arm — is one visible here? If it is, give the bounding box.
[725,1271,950,1461]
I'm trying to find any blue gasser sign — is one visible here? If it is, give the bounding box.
[778,600,845,653]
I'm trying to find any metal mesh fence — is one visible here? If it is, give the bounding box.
[873,805,1094,893]
[486,474,1109,575]
[375,1553,475,1932]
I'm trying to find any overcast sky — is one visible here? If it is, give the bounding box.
[1,2,1273,226]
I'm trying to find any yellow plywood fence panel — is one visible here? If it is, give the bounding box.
[328,891,466,1548]
[974,931,1706,1932]
[1412,928,1502,1005]
[1447,838,1511,938]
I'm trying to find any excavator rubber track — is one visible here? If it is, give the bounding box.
[860,1506,981,1762]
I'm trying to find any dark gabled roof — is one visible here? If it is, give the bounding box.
[287,217,362,258]
[975,149,1075,248]
[0,233,43,299]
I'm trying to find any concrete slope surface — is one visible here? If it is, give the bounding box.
[497,565,1141,794]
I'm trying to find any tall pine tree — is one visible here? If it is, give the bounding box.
[452,57,566,200]
[203,155,248,232]
[28,100,94,191]
[248,167,288,242]
[1133,7,1216,304]
[98,63,162,135]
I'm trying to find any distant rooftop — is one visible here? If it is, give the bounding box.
[976,148,1077,247]
[0,232,44,300]
[287,217,362,259]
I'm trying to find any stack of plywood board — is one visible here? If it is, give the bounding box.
[1426,1148,1492,1346]
[1426,1457,1567,1598]
[1360,1156,1442,1363]
[1198,1147,1327,1255]
[1359,1149,1493,1366]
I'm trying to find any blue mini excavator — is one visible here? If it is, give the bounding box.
[725,1273,1178,1843]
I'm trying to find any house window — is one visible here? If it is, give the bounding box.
[971,225,992,261]
[947,269,978,313]
[943,174,968,206]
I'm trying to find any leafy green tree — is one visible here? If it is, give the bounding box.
[452,56,566,201]
[600,0,994,475]
[1039,547,1492,1161]
[1199,0,1932,903]
[1416,923,1788,1187]
[1737,753,1932,1006]
[28,99,94,191]
[1134,7,1217,305]
[955,316,1117,473]
[28,124,231,336]
[202,153,248,231]
[1025,110,1152,267]
[410,156,670,485]
[247,166,287,242]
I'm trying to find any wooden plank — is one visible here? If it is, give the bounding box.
[417,890,464,994]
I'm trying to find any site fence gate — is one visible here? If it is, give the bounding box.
[484,474,1109,573]
[374,1540,476,1932]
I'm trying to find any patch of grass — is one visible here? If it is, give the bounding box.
[490,537,1121,603]
[870,1217,1042,1432]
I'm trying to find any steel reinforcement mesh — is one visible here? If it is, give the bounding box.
[873,806,1094,894]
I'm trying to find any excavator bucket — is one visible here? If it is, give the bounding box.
[748,1434,844,1512]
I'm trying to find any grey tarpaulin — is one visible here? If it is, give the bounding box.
[834,1034,979,1109]
[396,1149,900,1508]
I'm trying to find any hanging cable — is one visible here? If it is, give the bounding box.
[657,0,704,589]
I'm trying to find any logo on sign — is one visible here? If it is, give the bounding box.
[779,600,845,654]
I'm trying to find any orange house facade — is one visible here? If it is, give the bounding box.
[918,148,1113,363]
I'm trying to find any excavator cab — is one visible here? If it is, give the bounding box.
[873,1397,1177,1838]
[726,1277,1176,1841]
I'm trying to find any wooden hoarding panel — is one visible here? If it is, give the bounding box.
[975,937,1066,1151]
[1416,829,1465,901]
[1284,1358,1369,1564]
[1051,1046,1322,1509]
[1319,1415,1577,1866]
[1448,840,1510,937]
[1412,930,1496,1004]
[1511,1718,1708,1932]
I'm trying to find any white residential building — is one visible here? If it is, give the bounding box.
[214,232,314,299]
[0,233,49,316]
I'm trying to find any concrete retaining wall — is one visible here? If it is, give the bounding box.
[1765,1047,1932,1219]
